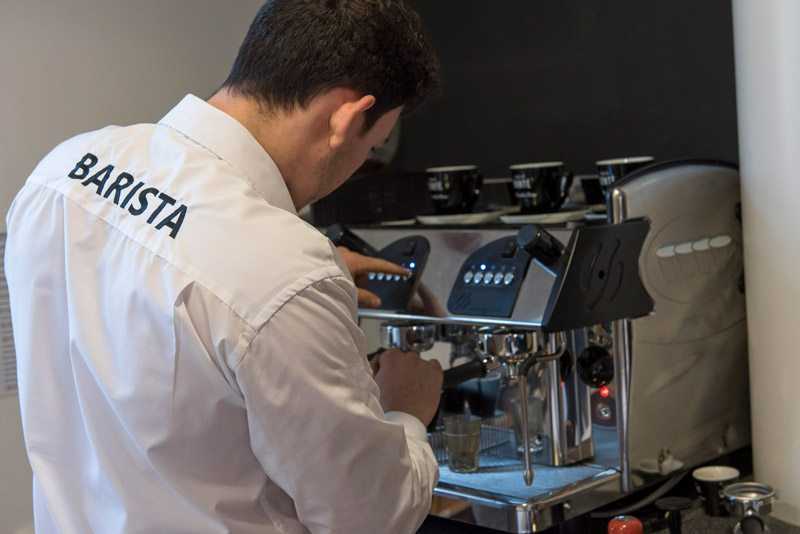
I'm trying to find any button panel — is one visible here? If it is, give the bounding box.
[360,235,430,311]
[447,235,533,318]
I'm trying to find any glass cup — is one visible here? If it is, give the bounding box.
[443,415,482,473]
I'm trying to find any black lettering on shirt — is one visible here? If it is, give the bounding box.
[128,187,159,216]
[155,204,188,239]
[82,164,114,196]
[66,154,188,239]
[103,172,135,205]
[147,192,176,224]
[120,181,145,209]
[68,153,99,180]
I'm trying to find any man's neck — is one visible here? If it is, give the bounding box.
[207,89,319,210]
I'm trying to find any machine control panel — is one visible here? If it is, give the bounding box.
[361,235,430,311]
[447,235,532,318]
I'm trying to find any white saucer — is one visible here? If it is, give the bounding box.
[417,208,516,226]
[379,219,416,226]
[500,208,589,225]
[639,457,685,475]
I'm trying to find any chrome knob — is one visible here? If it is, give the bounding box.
[380,323,437,352]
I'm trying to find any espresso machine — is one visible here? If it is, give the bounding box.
[330,160,749,532]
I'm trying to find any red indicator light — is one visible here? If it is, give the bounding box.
[599,385,611,398]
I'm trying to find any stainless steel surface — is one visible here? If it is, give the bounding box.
[611,185,633,494]
[477,329,538,368]
[379,322,437,352]
[724,482,777,518]
[356,225,601,532]
[477,328,539,486]
[518,373,533,486]
[352,227,570,328]
[433,465,621,533]
[474,328,577,487]
[610,162,750,493]
[353,164,748,534]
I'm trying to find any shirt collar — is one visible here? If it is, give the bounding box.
[158,94,297,215]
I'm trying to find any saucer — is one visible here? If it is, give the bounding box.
[379,219,416,226]
[500,208,589,225]
[417,207,516,226]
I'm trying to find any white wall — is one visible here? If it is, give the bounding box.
[0,2,263,531]
[733,0,800,525]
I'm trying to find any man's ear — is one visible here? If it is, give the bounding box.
[329,94,376,150]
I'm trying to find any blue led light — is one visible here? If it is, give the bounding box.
[409,262,416,269]
[480,264,486,270]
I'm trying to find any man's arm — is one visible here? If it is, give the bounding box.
[234,275,439,534]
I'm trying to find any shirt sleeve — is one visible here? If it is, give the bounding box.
[234,275,439,534]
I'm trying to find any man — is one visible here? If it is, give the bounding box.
[5,1,443,533]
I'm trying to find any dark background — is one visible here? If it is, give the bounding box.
[397,0,738,176]
[313,0,739,224]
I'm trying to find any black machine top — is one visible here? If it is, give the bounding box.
[445,221,654,331]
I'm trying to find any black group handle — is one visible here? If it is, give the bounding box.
[517,224,565,276]
[325,223,380,257]
[442,359,488,389]
[655,497,692,534]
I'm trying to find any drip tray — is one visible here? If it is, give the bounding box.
[430,425,618,505]
[437,462,617,503]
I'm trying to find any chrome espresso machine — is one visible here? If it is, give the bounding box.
[329,160,749,532]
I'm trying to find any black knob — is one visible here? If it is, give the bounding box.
[516,225,564,276]
[324,224,380,257]
[655,497,693,534]
[577,346,614,387]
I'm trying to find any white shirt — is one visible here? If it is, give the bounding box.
[5,94,438,534]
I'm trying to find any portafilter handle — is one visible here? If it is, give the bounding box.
[379,322,437,353]
[723,482,777,534]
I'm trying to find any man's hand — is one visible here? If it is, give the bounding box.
[336,247,410,308]
[373,350,443,426]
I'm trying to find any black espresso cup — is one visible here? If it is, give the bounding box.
[425,165,483,214]
[509,161,574,214]
[596,156,654,191]
[693,465,740,517]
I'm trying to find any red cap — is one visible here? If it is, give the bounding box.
[608,515,643,534]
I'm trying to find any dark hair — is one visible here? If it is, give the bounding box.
[222,0,440,130]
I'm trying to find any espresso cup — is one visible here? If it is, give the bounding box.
[596,156,654,190]
[693,465,740,517]
[509,162,573,214]
[577,174,604,205]
[425,165,483,214]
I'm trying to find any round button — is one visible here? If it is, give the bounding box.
[376,273,385,281]
[368,272,376,281]
[577,346,614,387]
[493,272,504,285]
[464,271,474,284]
[473,272,484,284]
[503,272,515,285]
[483,273,494,285]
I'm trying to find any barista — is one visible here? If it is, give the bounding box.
[4,1,443,533]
